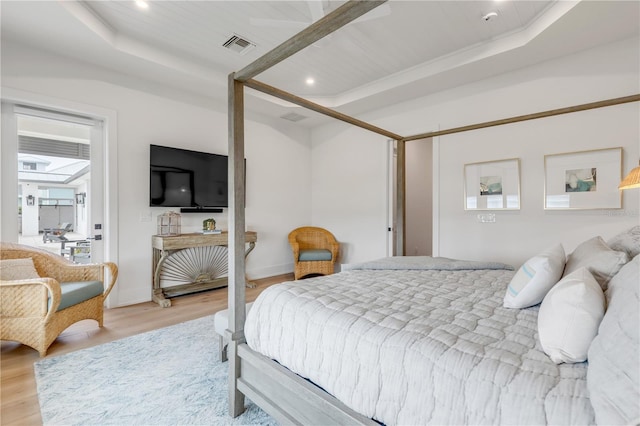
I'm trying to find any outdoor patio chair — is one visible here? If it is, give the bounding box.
[70,240,91,263]
[42,223,72,243]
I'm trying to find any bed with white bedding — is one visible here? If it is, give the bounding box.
[243,232,639,425]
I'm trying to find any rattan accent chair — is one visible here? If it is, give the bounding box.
[288,227,340,280]
[0,242,118,356]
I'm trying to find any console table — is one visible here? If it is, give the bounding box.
[152,231,257,307]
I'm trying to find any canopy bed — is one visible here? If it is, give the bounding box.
[225,1,640,424]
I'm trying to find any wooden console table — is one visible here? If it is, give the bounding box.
[152,231,257,307]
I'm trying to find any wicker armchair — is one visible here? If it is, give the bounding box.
[0,242,118,356]
[288,227,340,280]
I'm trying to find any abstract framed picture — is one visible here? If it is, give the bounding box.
[464,158,520,210]
[544,147,622,210]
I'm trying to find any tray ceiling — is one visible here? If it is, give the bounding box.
[1,1,638,127]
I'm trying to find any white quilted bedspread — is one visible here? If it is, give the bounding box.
[245,267,595,425]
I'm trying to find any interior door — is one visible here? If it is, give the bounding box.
[388,137,434,257]
[405,138,433,256]
[88,122,104,262]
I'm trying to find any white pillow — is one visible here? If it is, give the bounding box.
[538,267,605,364]
[587,255,640,425]
[503,244,565,309]
[607,225,640,260]
[563,236,628,291]
[0,258,40,280]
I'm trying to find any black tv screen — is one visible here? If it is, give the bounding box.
[150,144,228,208]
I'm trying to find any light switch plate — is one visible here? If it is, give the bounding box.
[477,213,496,223]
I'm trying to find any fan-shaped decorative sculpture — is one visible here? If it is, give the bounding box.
[159,245,228,287]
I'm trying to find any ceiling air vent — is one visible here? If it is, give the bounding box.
[280,112,307,122]
[222,34,256,55]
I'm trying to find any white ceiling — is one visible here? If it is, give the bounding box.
[1,1,638,127]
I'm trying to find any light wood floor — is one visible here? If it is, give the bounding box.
[0,274,292,426]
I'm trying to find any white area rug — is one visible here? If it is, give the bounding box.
[34,315,277,425]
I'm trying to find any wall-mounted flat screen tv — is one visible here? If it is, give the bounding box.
[150,144,228,208]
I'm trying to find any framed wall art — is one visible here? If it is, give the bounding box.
[544,147,622,210]
[464,158,521,210]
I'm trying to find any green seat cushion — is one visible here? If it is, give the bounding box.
[48,281,104,311]
[299,249,332,262]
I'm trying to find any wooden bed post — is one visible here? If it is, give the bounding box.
[395,139,405,256]
[227,72,247,417]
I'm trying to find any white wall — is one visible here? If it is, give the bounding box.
[312,37,640,267]
[1,42,311,306]
[75,182,90,238]
[20,183,39,236]
[405,138,432,256]
[310,125,390,266]
[437,104,639,266]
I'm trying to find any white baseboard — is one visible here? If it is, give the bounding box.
[110,289,152,308]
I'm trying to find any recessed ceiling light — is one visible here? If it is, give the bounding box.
[305,77,315,86]
[135,0,149,10]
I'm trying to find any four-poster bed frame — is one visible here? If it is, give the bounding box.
[226,1,640,423]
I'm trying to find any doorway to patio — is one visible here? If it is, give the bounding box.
[9,105,103,264]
